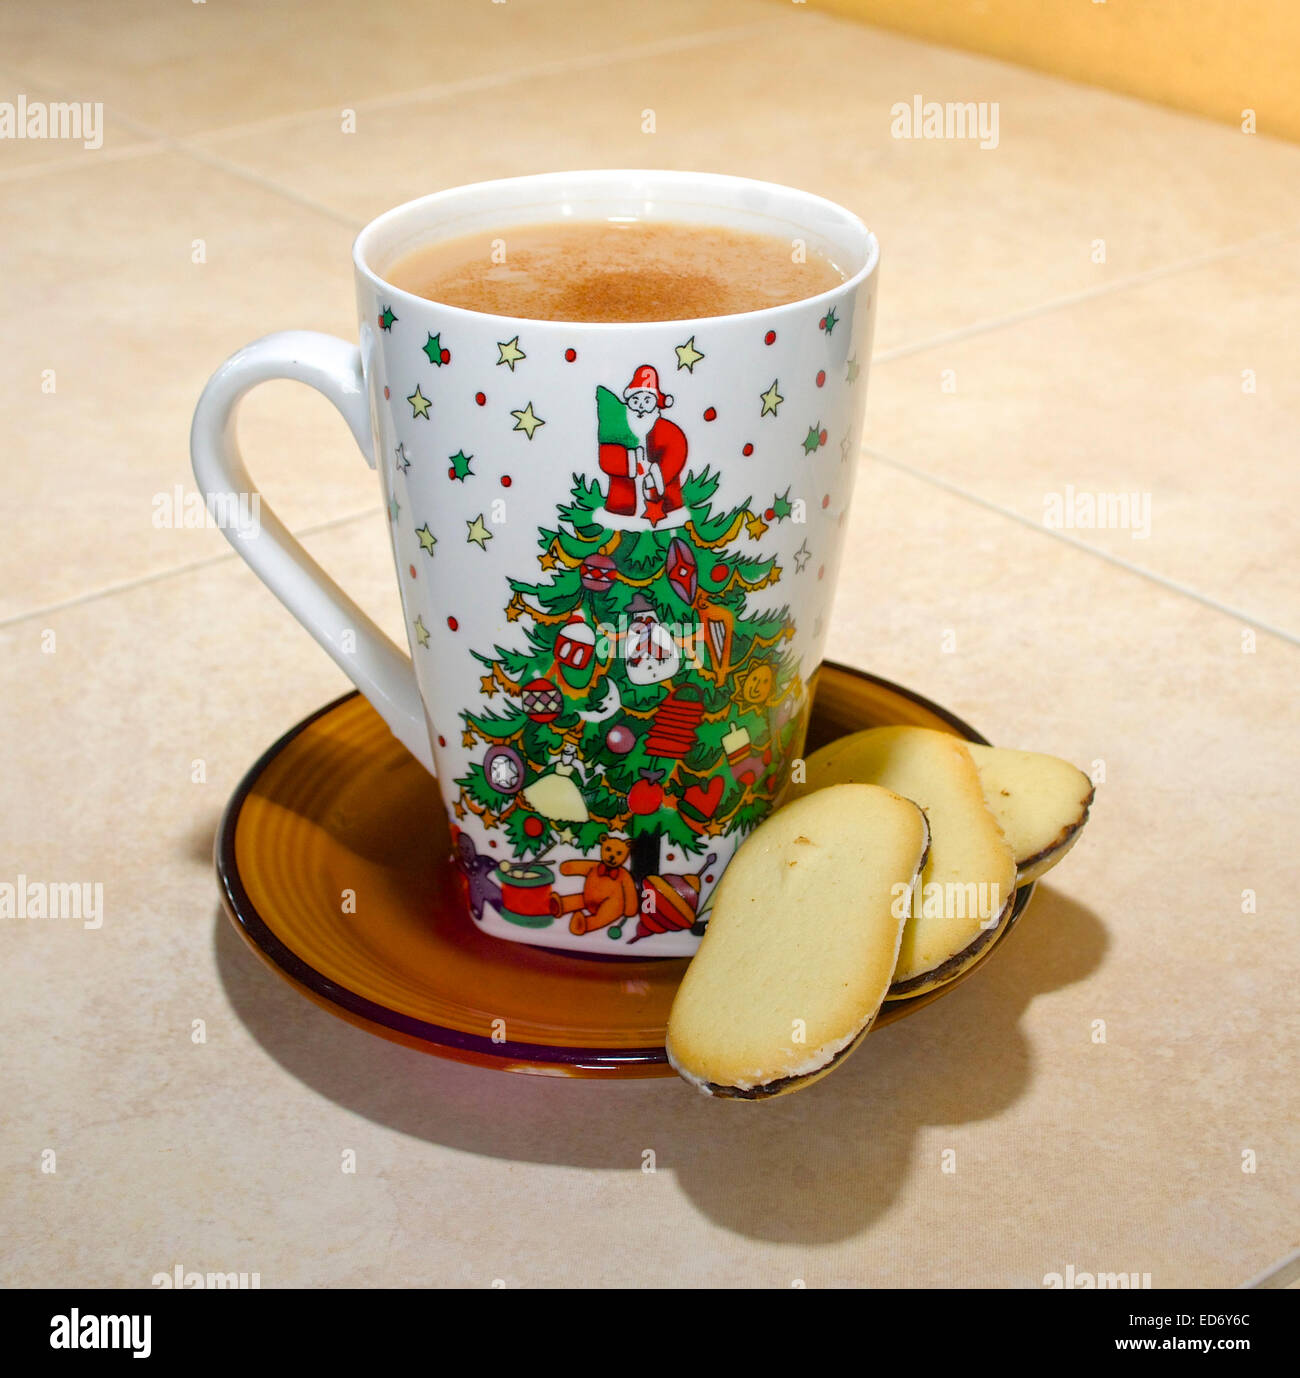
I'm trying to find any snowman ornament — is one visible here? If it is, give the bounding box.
[624,594,680,686]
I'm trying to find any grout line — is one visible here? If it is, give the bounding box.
[0,506,383,632]
[177,17,785,148]
[0,14,781,217]
[0,139,169,186]
[1239,1244,1300,1289]
[866,448,1300,646]
[163,137,362,229]
[874,226,1300,364]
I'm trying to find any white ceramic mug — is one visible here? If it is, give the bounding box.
[192,170,878,957]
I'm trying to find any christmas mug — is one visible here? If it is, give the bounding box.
[192,170,878,957]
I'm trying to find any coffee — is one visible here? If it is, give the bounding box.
[386,220,845,323]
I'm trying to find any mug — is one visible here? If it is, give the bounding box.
[192,170,878,957]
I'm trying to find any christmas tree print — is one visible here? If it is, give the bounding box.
[454,464,807,909]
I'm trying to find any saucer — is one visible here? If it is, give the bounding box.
[215,663,1034,1079]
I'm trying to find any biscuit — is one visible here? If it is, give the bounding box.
[665,784,928,1098]
[966,744,1094,884]
[797,726,1018,999]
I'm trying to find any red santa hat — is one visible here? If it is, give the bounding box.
[623,364,673,409]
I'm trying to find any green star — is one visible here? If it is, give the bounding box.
[413,615,430,648]
[388,495,401,522]
[822,306,839,335]
[466,513,493,548]
[759,380,783,417]
[496,336,526,371]
[771,488,793,521]
[449,450,474,481]
[379,305,397,331]
[675,336,705,372]
[846,354,860,383]
[407,385,431,419]
[423,332,448,366]
[802,424,822,455]
[416,523,437,555]
[511,401,544,439]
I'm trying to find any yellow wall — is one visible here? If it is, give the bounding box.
[799,0,1299,141]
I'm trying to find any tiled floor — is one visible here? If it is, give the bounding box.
[2,1,1296,1288]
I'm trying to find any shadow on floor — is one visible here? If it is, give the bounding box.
[214,884,1106,1244]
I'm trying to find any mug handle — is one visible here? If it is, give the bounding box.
[190,329,433,772]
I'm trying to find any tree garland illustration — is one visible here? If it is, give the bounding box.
[453,467,806,887]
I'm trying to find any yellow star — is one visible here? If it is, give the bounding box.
[745,512,769,540]
[466,513,493,548]
[506,600,523,622]
[480,674,498,697]
[407,385,432,419]
[675,336,705,372]
[760,380,783,417]
[538,551,558,571]
[462,729,477,748]
[511,401,544,439]
[482,809,497,829]
[413,615,430,648]
[496,336,526,371]
[453,799,467,820]
[416,523,437,555]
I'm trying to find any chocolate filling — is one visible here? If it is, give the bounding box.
[1016,792,1093,874]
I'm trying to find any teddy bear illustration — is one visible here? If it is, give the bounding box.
[548,833,640,936]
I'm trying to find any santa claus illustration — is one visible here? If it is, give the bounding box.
[598,364,688,523]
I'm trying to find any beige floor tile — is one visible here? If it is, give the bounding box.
[0,150,388,623]
[192,10,1300,355]
[0,467,1294,1286]
[864,237,1300,637]
[0,0,766,138]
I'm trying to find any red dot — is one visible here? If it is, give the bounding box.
[742,443,754,457]
[523,816,544,838]
[703,407,717,421]
[819,317,826,329]
[710,563,728,581]
[383,386,390,399]
[438,735,447,747]
[818,565,825,580]
[764,508,774,520]
[440,348,451,365]
[821,494,830,509]
[666,853,675,862]
[488,839,498,848]
[705,873,715,884]
[475,392,486,406]
[408,563,417,578]
[564,348,577,362]
[764,330,776,345]
[448,466,456,479]
[447,616,458,631]
[819,429,828,445]
[500,475,512,487]
[816,370,826,387]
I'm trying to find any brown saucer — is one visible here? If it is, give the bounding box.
[216,662,1034,1078]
